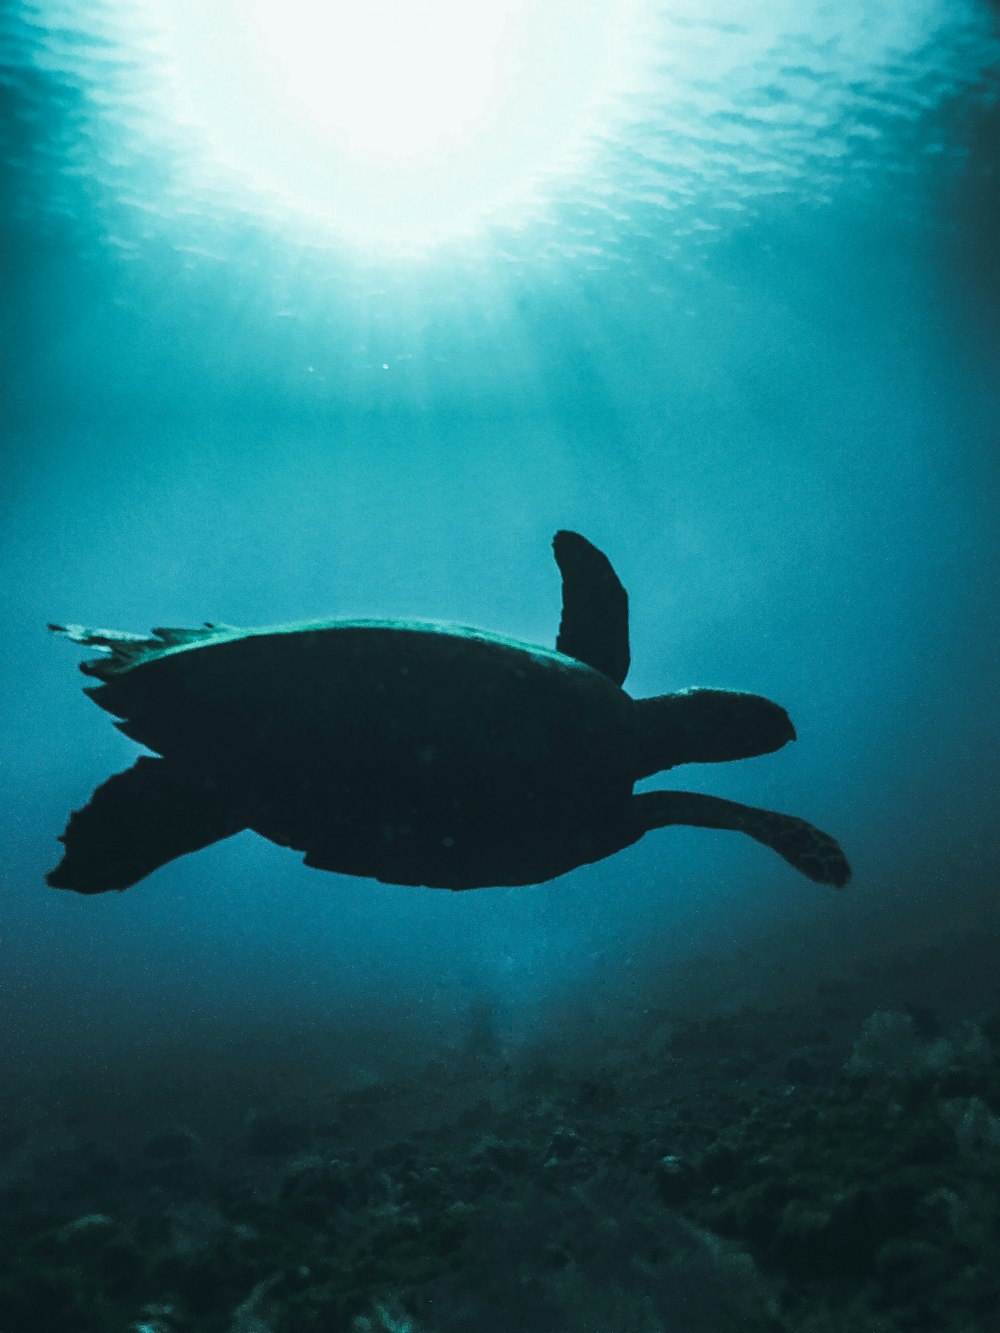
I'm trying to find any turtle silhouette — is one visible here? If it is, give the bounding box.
[47,531,850,894]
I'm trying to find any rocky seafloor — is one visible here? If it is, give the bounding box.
[2,936,999,1333]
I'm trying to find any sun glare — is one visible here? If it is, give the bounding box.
[148,0,637,248]
[254,1,507,164]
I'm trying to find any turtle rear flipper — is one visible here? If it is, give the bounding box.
[553,531,630,686]
[633,790,851,886]
[47,757,245,893]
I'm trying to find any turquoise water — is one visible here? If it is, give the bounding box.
[2,4,999,1329]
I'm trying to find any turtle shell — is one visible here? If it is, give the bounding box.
[83,620,640,888]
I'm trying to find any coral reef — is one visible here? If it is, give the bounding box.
[1,992,998,1331]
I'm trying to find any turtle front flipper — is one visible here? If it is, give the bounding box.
[553,531,630,686]
[633,790,851,887]
[47,758,245,893]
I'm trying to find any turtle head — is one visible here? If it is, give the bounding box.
[632,688,796,779]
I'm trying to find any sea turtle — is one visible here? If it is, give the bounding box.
[47,531,850,894]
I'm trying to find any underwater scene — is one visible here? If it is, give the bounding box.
[2,2,999,1330]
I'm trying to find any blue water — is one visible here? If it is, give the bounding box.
[2,3,999,1329]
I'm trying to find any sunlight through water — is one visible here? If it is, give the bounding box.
[4,0,997,265]
[142,0,641,247]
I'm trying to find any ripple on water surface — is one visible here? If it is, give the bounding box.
[2,0,997,271]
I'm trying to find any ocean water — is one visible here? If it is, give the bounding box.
[2,3,999,1330]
